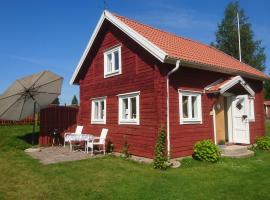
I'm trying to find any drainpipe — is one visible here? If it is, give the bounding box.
[166,60,181,159]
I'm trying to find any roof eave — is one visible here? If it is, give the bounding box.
[165,56,269,81]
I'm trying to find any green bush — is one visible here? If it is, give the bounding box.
[153,127,168,170]
[255,136,270,150]
[122,136,131,158]
[193,139,221,163]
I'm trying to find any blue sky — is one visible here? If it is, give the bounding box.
[0,0,269,104]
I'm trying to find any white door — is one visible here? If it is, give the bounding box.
[231,95,250,144]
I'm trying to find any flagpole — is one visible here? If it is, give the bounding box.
[237,12,242,62]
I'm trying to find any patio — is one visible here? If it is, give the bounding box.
[25,146,100,165]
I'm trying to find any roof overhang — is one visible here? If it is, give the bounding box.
[70,10,168,85]
[205,76,255,96]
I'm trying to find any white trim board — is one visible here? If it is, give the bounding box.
[70,10,168,85]
[220,76,255,96]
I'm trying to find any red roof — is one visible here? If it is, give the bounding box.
[113,13,268,80]
[205,78,234,93]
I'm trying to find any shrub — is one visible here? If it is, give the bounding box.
[153,126,168,170]
[106,140,114,153]
[193,139,221,163]
[218,140,225,145]
[122,136,130,158]
[255,136,270,150]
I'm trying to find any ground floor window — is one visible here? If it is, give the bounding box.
[91,97,106,124]
[179,90,202,124]
[118,91,140,125]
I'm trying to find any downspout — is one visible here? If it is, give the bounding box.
[166,60,181,159]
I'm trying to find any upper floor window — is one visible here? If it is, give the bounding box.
[91,97,106,124]
[118,91,140,125]
[179,90,202,124]
[104,46,121,78]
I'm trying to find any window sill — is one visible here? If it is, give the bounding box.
[104,71,120,78]
[91,120,106,125]
[180,120,202,125]
[119,120,140,125]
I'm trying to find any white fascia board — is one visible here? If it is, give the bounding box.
[70,10,168,85]
[220,76,255,96]
[105,11,167,62]
[70,11,106,85]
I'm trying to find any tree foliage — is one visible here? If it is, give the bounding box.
[212,1,266,72]
[51,97,60,105]
[71,95,78,106]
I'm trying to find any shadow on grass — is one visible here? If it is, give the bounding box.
[17,132,39,145]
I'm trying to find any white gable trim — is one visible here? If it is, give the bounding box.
[220,76,255,96]
[70,10,168,85]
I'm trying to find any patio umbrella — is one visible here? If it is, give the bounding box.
[0,70,63,144]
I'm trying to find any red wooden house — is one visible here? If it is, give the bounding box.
[70,11,268,159]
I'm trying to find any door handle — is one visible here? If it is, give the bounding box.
[242,115,248,119]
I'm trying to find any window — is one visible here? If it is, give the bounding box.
[118,91,140,125]
[104,46,121,77]
[179,90,202,124]
[248,97,255,121]
[91,97,106,124]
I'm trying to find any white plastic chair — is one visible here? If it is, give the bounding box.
[86,128,108,155]
[64,125,83,147]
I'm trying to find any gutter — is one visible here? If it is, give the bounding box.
[166,60,181,159]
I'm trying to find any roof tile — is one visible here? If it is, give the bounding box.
[113,13,268,79]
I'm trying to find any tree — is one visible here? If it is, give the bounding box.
[212,1,266,71]
[51,97,60,105]
[71,95,78,106]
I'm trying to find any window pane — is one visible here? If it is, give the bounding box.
[100,101,104,119]
[94,102,99,119]
[182,96,188,118]
[131,97,137,119]
[191,96,198,118]
[122,98,129,119]
[107,53,112,72]
[114,50,119,71]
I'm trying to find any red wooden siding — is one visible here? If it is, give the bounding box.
[166,68,265,158]
[39,106,78,145]
[78,21,161,158]
[76,20,265,159]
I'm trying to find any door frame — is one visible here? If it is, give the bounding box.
[226,95,250,144]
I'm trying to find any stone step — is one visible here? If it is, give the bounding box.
[221,150,254,158]
[220,145,248,155]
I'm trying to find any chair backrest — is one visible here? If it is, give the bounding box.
[75,126,83,134]
[99,128,108,144]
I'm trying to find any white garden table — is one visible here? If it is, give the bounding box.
[65,134,94,152]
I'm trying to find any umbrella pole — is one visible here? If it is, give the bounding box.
[32,101,36,146]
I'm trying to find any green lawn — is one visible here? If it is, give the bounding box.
[0,125,270,200]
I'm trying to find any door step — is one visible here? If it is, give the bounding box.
[220,145,254,158]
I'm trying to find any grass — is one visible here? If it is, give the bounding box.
[0,125,270,200]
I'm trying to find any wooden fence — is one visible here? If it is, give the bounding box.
[39,106,79,146]
[0,116,35,126]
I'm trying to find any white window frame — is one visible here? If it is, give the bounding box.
[91,97,106,124]
[179,90,202,124]
[248,96,255,122]
[118,91,140,125]
[104,45,122,78]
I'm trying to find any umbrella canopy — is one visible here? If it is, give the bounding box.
[0,71,63,121]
